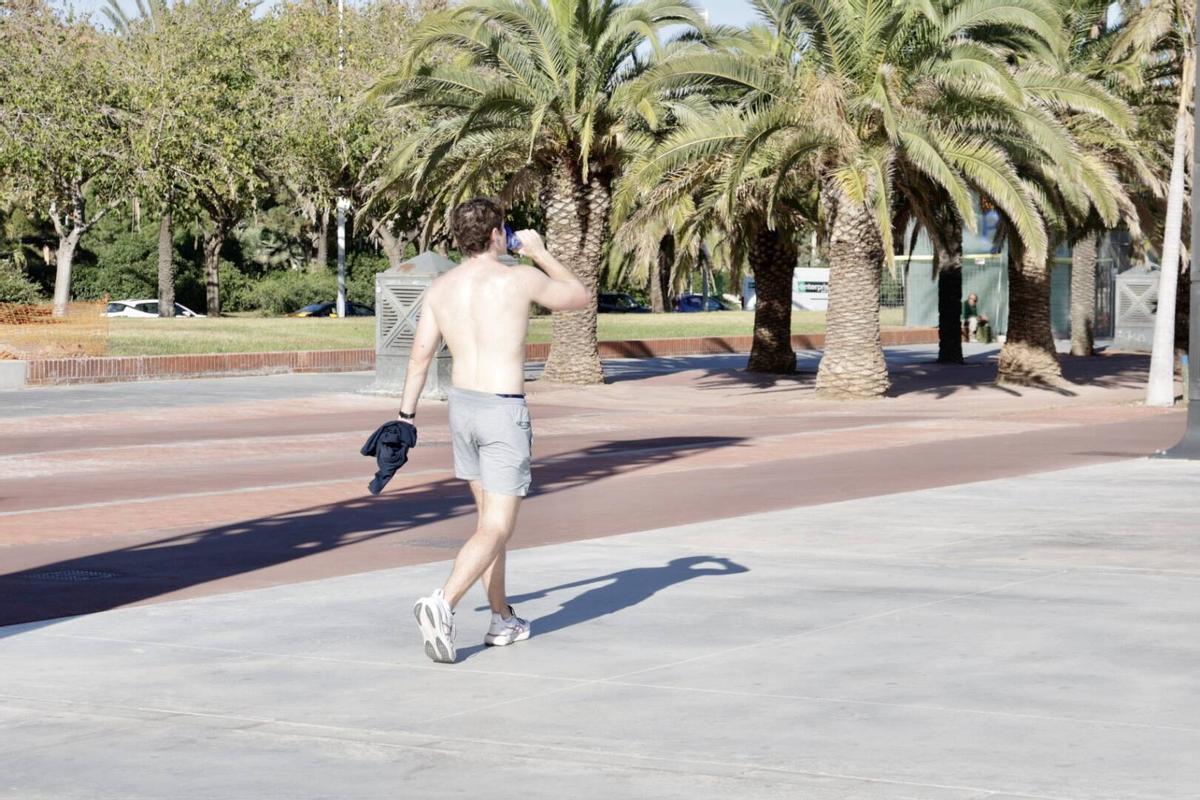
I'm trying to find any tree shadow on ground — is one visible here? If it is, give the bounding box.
[601,353,819,396]
[456,556,749,662]
[601,347,1152,402]
[892,351,1152,400]
[0,436,745,632]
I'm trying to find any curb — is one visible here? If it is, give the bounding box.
[23,328,938,386]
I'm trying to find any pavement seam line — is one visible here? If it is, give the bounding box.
[597,680,1200,734]
[0,475,414,518]
[0,692,1085,800]
[20,630,587,683]
[23,623,1191,736]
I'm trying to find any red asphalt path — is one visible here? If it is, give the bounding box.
[0,352,1183,626]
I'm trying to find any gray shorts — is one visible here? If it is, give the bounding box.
[448,387,533,497]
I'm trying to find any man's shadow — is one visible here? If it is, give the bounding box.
[460,556,748,660]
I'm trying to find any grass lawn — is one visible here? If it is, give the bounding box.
[107,308,907,356]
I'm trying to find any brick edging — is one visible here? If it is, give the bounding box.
[24,328,937,386]
[25,348,376,386]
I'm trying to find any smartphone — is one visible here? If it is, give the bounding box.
[503,224,523,253]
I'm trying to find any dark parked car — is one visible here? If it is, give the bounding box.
[289,301,374,318]
[598,292,651,313]
[675,294,728,312]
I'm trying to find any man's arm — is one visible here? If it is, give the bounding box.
[398,297,442,420]
[515,229,591,311]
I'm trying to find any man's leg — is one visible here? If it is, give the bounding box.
[482,548,508,614]
[442,487,522,609]
[464,481,510,615]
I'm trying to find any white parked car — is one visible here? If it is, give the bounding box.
[106,299,206,318]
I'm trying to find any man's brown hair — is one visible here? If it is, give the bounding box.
[449,198,503,256]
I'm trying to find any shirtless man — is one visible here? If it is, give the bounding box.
[401,197,589,664]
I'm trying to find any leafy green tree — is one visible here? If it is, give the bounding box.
[108,0,276,316]
[0,0,131,315]
[269,0,428,276]
[377,0,703,384]
[0,259,43,304]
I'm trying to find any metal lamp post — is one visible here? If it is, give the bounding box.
[1161,8,1200,459]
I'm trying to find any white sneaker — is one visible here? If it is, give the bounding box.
[413,589,456,664]
[484,606,531,647]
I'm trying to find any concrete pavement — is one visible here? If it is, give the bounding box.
[2,458,1197,799]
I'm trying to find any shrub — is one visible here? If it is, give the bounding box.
[346,252,389,307]
[245,270,339,315]
[73,225,204,309]
[0,259,45,304]
[217,261,257,313]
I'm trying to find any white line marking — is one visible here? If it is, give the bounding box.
[0,472,445,517]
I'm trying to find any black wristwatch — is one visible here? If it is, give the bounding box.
[398,411,415,421]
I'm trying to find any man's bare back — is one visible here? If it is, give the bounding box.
[402,229,589,398]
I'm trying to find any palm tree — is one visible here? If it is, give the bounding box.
[641,0,1058,397]
[988,10,1144,384]
[374,0,703,384]
[612,19,817,374]
[614,108,815,374]
[1112,0,1195,405]
[1054,0,1165,358]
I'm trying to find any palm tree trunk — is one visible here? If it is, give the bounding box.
[935,216,964,364]
[815,181,889,397]
[746,222,797,373]
[650,235,671,313]
[157,205,175,318]
[1070,232,1099,357]
[1146,49,1193,406]
[649,260,665,312]
[311,207,330,273]
[997,246,1061,384]
[540,159,607,385]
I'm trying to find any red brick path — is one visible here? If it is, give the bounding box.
[0,350,1182,626]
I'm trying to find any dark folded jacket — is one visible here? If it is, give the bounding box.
[361,421,418,495]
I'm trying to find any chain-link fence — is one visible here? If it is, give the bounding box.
[903,254,1009,333]
[903,232,1127,339]
[881,263,906,312]
[0,300,109,360]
